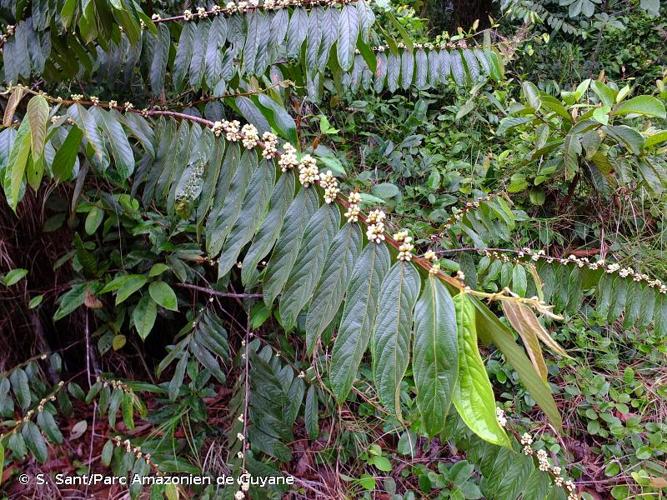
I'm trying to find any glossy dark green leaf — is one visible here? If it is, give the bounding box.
[453,293,510,447]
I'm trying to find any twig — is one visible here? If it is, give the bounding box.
[176,283,262,298]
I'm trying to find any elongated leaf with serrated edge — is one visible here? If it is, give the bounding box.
[206,149,256,257]
[372,262,421,419]
[501,301,548,382]
[263,187,319,306]
[279,203,340,330]
[149,24,170,95]
[242,171,296,287]
[305,223,362,353]
[206,16,227,88]
[387,53,400,92]
[337,4,359,71]
[400,49,414,89]
[286,7,308,57]
[306,8,323,72]
[95,109,135,179]
[218,161,276,278]
[68,104,109,169]
[413,276,458,436]
[173,23,195,90]
[453,293,510,446]
[330,243,390,402]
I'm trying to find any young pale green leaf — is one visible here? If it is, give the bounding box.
[115,275,147,305]
[452,293,510,447]
[330,243,390,402]
[521,82,541,111]
[26,95,49,161]
[84,206,104,235]
[53,283,87,321]
[613,95,666,119]
[4,119,31,211]
[52,126,83,181]
[278,204,341,330]
[305,223,362,353]
[263,187,320,306]
[132,295,157,340]
[2,268,28,286]
[413,276,458,436]
[149,281,178,311]
[372,262,421,419]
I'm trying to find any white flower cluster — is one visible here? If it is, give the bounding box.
[211,120,243,141]
[319,170,339,204]
[241,123,259,149]
[442,194,494,232]
[261,131,279,158]
[170,0,351,23]
[298,154,319,187]
[423,249,440,274]
[278,143,299,172]
[70,94,83,101]
[521,432,578,499]
[113,436,160,475]
[366,209,386,244]
[90,96,100,106]
[344,192,361,223]
[489,248,667,295]
[393,230,414,261]
[495,407,507,427]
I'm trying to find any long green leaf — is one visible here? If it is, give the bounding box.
[3,119,31,211]
[413,276,458,436]
[330,243,390,402]
[217,161,276,278]
[372,261,421,419]
[263,187,319,306]
[279,203,341,330]
[453,293,510,447]
[242,171,296,287]
[305,223,362,353]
